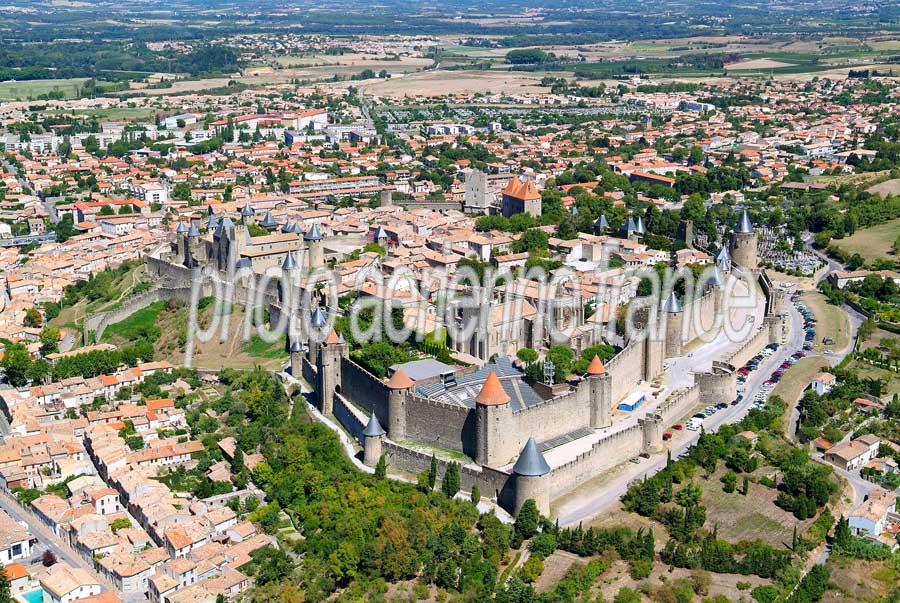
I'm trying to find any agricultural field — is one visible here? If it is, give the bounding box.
[830,218,900,265]
[364,68,552,97]
[0,77,91,100]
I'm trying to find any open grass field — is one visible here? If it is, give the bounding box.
[701,466,813,548]
[725,58,795,70]
[803,291,851,353]
[0,77,91,100]
[100,298,287,371]
[49,107,158,121]
[772,356,826,410]
[823,557,899,603]
[101,300,167,342]
[830,218,900,264]
[593,558,771,603]
[810,169,891,188]
[866,177,900,198]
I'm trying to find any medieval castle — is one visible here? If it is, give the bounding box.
[145,205,778,518]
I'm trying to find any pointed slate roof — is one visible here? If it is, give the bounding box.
[289,339,303,353]
[475,371,511,406]
[716,256,730,273]
[240,204,255,218]
[310,306,328,328]
[512,437,551,476]
[715,245,730,262]
[708,266,725,287]
[622,216,637,236]
[736,209,753,234]
[664,290,683,313]
[386,369,415,390]
[363,413,386,437]
[304,223,323,241]
[586,355,606,375]
[635,215,646,235]
[187,223,200,238]
[176,221,188,234]
[259,210,277,228]
[281,220,295,233]
[207,214,219,230]
[373,226,388,240]
[281,250,298,271]
[595,214,609,230]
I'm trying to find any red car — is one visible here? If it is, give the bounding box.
[673,423,683,430]
[662,432,673,441]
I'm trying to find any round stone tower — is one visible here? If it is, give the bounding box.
[304,223,325,270]
[663,291,684,358]
[474,371,513,467]
[386,369,415,441]
[587,355,612,429]
[511,437,551,516]
[730,209,757,270]
[362,412,386,467]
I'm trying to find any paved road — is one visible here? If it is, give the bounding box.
[0,489,112,588]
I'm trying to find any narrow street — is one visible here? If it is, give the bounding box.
[0,489,114,589]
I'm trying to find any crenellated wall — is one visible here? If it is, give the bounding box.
[547,423,644,494]
[340,357,392,427]
[682,289,720,346]
[724,320,776,369]
[606,338,647,403]
[656,385,700,425]
[405,396,475,456]
[382,441,511,500]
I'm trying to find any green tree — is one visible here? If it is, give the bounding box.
[441,461,460,498]
[375,454,386,479]
[1,343,33,387]
[516,347,538,365]
[471,483,480,504]
[39,326,60,356]
[0,566,11,603]
[722,470,737,494]
[231,447,245,476]
[515,499,540,539]
[23,307,42,328]
[427,454,437,491]
[615,587,642,603]
[249,547,293,585]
